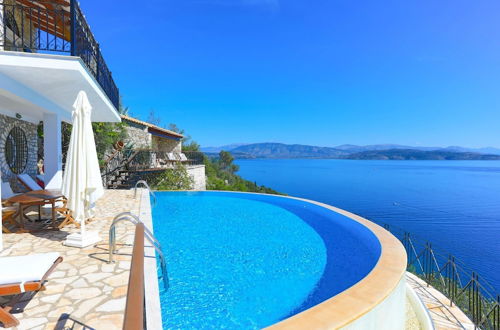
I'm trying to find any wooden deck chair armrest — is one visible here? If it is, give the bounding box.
[0,281,42,296]
[40,257,63,283]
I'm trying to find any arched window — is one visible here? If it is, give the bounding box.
[5,126,28,174]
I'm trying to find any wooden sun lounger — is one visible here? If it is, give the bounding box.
[0,253,63,328]
[2,206,18,234]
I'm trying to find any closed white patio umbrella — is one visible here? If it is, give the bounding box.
[62,91,103,248]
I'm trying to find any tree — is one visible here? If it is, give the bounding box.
[168,123,200,151]
[218,150,239,174]
[147,109,162,127]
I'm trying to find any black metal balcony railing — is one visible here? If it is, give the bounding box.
[101,149,206,187]
[127,150,205,171]
[384,224,499,330]
[0,0,119,109]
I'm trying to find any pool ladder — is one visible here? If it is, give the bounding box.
[108,212,169,289]
[134,180,157,206]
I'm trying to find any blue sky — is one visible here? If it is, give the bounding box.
[82,0,500,148]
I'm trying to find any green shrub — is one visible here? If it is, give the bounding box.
[204,151,282,195]
[150,165,194,191]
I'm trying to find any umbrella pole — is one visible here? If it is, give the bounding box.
[81,216,86,236]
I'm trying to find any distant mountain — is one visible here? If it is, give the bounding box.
[337,144,500,155]
[343,149,500,160]
[203,142,500,157]
[336,144,443,152]
[201,143,249,153]
[441,146,500,155]
[231,143,348,159]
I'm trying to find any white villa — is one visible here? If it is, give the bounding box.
[0,0,120,193]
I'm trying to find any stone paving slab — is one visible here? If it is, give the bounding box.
[0,190,142,330]
[407,272,475,330]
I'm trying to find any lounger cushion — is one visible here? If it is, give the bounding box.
[0,252,60,285]
[1,182,15,200]
[18,174,43,191]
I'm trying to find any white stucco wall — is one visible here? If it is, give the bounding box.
[341,277,406,330]
[186,165,206,190]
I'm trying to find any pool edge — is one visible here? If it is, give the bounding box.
[265,194,408,329]
[139,188,164,330]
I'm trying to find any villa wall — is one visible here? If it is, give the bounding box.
[151,135,181,153]
[124,124,152,149]
[187,165,206,190]
[341,277,406,330]
[0,114,38,192]
[124,122,182,153]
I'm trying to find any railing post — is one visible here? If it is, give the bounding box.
[96,43,101,82]
[70,0,76,56]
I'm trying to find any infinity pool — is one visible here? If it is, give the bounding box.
[151,192,381,329]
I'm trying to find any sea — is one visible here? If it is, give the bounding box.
[235,159,500,293]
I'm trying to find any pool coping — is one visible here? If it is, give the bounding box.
[138,188,163,330]
[151,190,407,329]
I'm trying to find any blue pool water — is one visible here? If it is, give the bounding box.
[152,191,381,329]
[236,159,500,292]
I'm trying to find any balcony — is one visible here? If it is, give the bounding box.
[0,0,119,110]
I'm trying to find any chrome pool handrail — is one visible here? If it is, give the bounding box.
[134,180,157,206]
[108,212,168,289]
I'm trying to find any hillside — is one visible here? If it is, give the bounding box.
[202,143,500,160]
[202,143,500,156]
[343,149,500,160]
[231,143,347,158]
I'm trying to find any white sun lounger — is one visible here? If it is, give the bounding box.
[166,153,177,161]
[0,252,62,327]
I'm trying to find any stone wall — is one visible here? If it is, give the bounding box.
[186,165,206,190]
[3,0,37,51]
[0,114,38,192]
[151,136,181,153]
[124,125,151,149]
[124,122,182,153]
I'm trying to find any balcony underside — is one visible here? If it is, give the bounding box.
[0,0,120,109]
[0,51,120,123]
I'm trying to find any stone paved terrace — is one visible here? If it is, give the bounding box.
[407,272,475,330]
[0,190,142,330]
